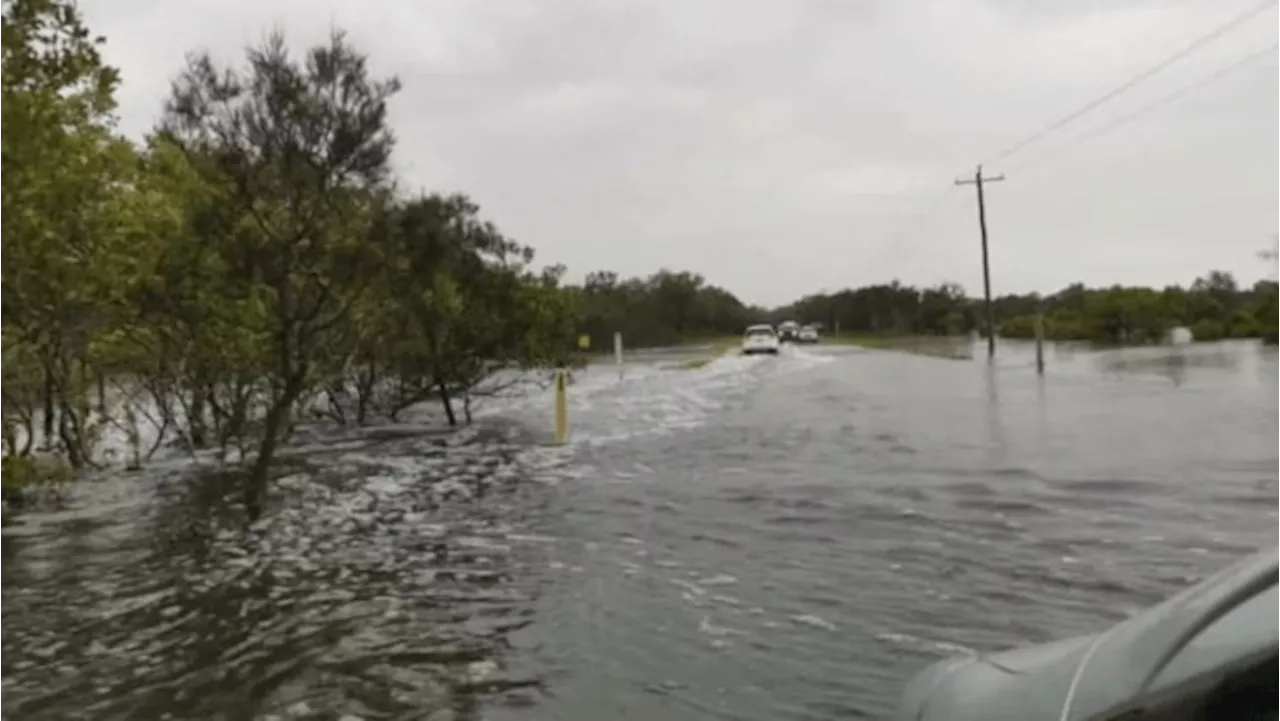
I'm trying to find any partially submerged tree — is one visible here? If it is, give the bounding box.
[157,30,401,518]
[0,13,722,516]
[1,0,132,467]
[6,9,1272,522]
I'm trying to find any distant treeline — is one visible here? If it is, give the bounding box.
[3,2,1273,513]
[990,273,1278,344]
[569,270,768,348]
[577,270,1278,347]
[773,272,1279,344]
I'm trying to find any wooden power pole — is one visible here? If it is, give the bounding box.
[955,165,1005,359]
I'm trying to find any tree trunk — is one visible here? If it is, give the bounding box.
[42,366,55,450]
[438,379,457,427]
[355,368,375,426]
[244,375,302,522]
[245,400,286,522]
[57,400,83,469]
[356,389,369,426]
[189,387,207,449]
[324,382,348,426]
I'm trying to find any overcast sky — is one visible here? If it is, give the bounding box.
[82,0,1278,307]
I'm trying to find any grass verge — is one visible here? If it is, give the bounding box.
[671,338,742,370]
[581,335,743,365]
[676,357,714,370]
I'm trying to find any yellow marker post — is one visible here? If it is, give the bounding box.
[554,368,568,444]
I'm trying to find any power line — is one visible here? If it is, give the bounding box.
[872,8,1276,290]
[979,0,1278,167]
[1006,41,1278,174]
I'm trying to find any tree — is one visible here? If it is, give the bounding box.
[994,272,1273,344]
[770,271,1273,346]
[4,5,1271,521]
[158,30,401,519]
[772,281,977,337]
[1,0,132,467]
[0,13,576,514]
[570,269,761,348]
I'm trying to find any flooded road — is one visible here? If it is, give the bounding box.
[3,341,1277,720]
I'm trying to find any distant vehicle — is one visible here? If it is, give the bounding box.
[797,325,819,344]
[777,321,801,343]
[741,324,780,355]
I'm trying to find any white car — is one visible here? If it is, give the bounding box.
[797,325,819,344]
[742,325,780,355]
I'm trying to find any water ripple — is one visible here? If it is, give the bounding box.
[4,342,1277,721]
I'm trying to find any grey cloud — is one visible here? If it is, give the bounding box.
[82,0,1278,306]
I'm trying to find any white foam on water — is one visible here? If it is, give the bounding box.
[14,343,831,489]
[556,354,776,447]
[460,353,762,448]
[778,344,837,366]
[875,631,978,658]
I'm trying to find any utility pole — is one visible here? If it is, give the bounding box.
[955,165,1005,359]
[1259,236,1280,281]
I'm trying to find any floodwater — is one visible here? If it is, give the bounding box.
[3,340,1277,721]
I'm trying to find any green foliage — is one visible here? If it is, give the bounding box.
[3,7,1274,521]
[780,275,1276,346]
[776,281,976,337]
[1,453,72,500]
[0,20,584,518]
[994,276,1277,344]
[570,269,766,349]
[1189,318,1226,343]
